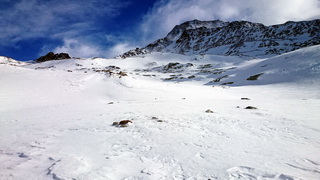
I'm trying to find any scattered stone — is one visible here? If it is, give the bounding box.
[212,75,228,83]
[247,73,263,81]
[221,82,234,85]
[119,120,133,125]
[241,98,251,100]
[112,122,119,126]
[143,74,156,77]
[112,120,133,127]
[198,64,213,69]
[67,70,72,72]
[141,169,153,175]
[205,109,214,113]
[188,75,196,79]
[108,102,114,104]
[164,62,181,70]
[118,71,128,77]
[18,153,28,158]
[119,124,129,127]
[236,106,240,108]
[164,77,177,80]
[108,65,121,69]
[35,66,55,70]
[245,106,258,110]
[151,117,163,122]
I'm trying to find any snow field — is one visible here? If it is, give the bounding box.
[0,47,320,179]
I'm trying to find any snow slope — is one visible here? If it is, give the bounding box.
[1,46,320,179]
[0,56,28,66]
[209,45,320,86]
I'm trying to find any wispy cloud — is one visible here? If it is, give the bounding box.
[140,0,320,42]
[106,42,135,58]
[1,0,319,59]
[52,38,103,58]
[0,0,128,52]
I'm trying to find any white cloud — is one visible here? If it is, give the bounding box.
[53,39,103,58]
[2,0,319,58]
[140,0,320,42]
[52,39,135,58]
[0,0,126,46]
[106,43,135,58]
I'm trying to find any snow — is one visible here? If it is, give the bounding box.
[1,46,320,179]
[144,19,320,58]
[219,45,320,86]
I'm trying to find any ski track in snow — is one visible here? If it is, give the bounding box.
[1,48,320,180]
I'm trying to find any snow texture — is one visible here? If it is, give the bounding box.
[1,46,320,179]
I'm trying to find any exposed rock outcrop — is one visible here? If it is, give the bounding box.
[36,52,71,63]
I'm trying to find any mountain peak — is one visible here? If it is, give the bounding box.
[119,19,320,58]
[166,19,228,41]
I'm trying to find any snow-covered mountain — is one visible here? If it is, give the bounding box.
[120,19,320,58]
[1,45,320,179]
[1,18,320,179]
[0,56,28,66]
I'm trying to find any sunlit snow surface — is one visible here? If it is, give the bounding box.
[1,46,320,179]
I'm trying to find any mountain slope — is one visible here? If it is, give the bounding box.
[0,56,28,66]
[207,45,320,86]
[1,20,320,179]
[120,19,320,58]
[1,46,320,179]
[115,45,320,87]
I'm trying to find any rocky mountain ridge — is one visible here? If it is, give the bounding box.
[119,19,320,58]
[36,52,71,63]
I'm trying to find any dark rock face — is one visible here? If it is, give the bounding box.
[120,19,320,58]
[118,48,147,59]
[247,73,264,81]
[36,52,71,63]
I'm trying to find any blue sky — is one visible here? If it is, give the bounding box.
[1,0,319,61]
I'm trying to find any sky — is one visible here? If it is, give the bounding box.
[0,0,319,61]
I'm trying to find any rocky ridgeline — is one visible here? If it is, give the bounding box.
[36,52,71,63]
[119,19,320,58]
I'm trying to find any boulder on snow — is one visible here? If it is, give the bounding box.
[112,120,133,127]
[205,109,214,113]
[245,106,258,110]
[35,52,71,63]
[241,98,251,100]
[112,122,119,126]
[246,73,263,81]
[119,120,133,125]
